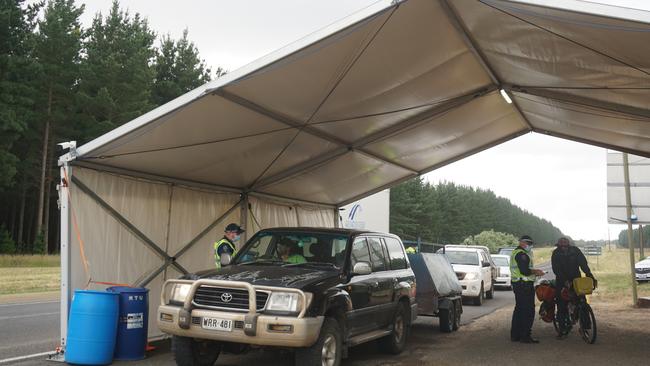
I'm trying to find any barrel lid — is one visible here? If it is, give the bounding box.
[74,289,119,296]
[106,286,150,293]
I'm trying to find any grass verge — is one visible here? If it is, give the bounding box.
[0,267,60,295]
[0,255,60,267]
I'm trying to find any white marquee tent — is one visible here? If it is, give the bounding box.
[58,0,650,344]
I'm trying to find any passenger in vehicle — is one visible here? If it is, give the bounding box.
[278,237,307,264]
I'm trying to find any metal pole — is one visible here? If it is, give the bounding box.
[59,163,71,348]
[623,153,638,305]
[240,194,249,244]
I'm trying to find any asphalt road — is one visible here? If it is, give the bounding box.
[0,300,59,363]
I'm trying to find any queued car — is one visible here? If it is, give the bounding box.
[498,247,516,257]
[491,254,511,290]
[635,257,650,283]
[157,227,417,366]
[444,244,498,282]
[438,247,494,305]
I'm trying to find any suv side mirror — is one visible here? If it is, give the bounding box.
[352,262,372,276]
[482,261,490,267]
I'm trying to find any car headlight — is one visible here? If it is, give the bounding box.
[169,284,192,304]
[465,272,479,280]
[266,292,312,314]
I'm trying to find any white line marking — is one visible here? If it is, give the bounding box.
[0,300,58,307]
[0,351,56,364]
[0,312,58,321]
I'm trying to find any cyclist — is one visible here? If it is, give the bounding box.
[551,237,597,337]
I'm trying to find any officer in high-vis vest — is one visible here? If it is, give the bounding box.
[510,235,545,343]
[215,223,243,269]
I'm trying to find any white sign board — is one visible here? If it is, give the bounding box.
[341,190,390,233]
[607,151,650,224]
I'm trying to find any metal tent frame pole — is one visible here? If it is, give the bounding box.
[59,163,72,348]
[70,175,189,275]
[240,194,249,244]
[137,197,244,287]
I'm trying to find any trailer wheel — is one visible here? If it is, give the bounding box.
[452,300,461,331]
[439,304,454,333]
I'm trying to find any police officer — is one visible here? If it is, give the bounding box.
[215,223,244,269]
[510,235,545,343]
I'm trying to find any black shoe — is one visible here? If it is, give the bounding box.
[520,337,540,344]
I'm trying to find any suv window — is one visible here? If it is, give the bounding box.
[367,237,388,272]
[351,237,371,268]
[383,237,407,270]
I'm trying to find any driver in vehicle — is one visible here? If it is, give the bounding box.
[278,237,307,264]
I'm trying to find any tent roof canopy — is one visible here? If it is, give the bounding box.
[69,0,650,207]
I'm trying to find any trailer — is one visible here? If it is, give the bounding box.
[408,253,463,332]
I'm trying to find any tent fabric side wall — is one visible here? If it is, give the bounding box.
[62,166,336,341]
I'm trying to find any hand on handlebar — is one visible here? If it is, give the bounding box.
[533,269,546,276]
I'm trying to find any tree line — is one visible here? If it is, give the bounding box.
[617,225,650,249]
[390,177,564,246]
[0,0,218,254]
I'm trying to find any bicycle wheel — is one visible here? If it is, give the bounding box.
[578,303,597,344]
[553,316,570,336]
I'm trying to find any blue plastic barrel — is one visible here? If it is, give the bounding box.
[65,290,119,365]
[107,286,149,360]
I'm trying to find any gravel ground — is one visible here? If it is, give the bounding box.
[376,301,649,366]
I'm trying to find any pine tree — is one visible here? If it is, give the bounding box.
[152,29,212,106]
[76,0,156,141]
[33,0,84,251]
[0,0,40,189]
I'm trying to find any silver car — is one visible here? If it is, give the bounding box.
[491,254,511,290]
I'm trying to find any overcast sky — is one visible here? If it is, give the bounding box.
[75,0,650,241]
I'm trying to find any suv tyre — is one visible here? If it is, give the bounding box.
[473,283,484,306]
[380,301,409,354]
[485,281,494,299]
[295,317,342,366]
[172,335,221,366]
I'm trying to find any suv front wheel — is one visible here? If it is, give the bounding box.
[485,281,494,299]
[172,336,221,366]
[295,317,342,366]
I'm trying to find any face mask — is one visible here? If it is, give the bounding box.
[233,235,241,242]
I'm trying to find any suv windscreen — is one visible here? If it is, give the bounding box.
[492,257,509,266]
[235,231,348,268]
[444,251,480,266]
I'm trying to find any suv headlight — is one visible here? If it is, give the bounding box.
[266,292,312,314]
[465,272,479,280]
[169,283,192,304]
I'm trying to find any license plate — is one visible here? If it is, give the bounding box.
[201,317,233,332]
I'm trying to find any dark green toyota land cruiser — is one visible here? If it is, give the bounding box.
[158,227,417,366]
